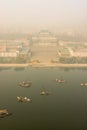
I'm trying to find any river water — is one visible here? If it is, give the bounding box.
[0,67,87,130]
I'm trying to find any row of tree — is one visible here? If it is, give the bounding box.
[59,57,87,64]
[0,56,29,64]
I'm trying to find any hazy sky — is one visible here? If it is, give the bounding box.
[0,0,87,32]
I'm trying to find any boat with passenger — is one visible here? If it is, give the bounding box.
[40,90,51,95]
[56,78,66,83]
[17,96,32,102]
[0,109,12,118]
[19,81,32,87]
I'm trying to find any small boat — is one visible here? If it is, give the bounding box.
[56,78,65,83]
[80,83,85,87]
[19,81,32,87]
[85,83,87,86]
[80,83,87,87]
[0,109,12,118]
[40,90,51,95]
[17,96,32,102]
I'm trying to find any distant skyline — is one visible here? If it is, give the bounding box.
[0,0,87,33]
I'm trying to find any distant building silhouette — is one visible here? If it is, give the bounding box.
[32,30,58,46]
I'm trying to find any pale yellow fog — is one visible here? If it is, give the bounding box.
[0,0,87,32]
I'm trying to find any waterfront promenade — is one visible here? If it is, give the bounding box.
[29,63,87,68]
[1,63,87,68]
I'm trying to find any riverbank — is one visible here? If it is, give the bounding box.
[30,63,87,68]
[1,63,87,68]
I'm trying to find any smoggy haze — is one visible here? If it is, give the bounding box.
[0,0,87,32]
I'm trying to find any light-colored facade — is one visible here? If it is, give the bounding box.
[58,40,87,58]
[0,40,22,57]
[0,52,18,57]
[31,30,58,62]
[32,30,58,46]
